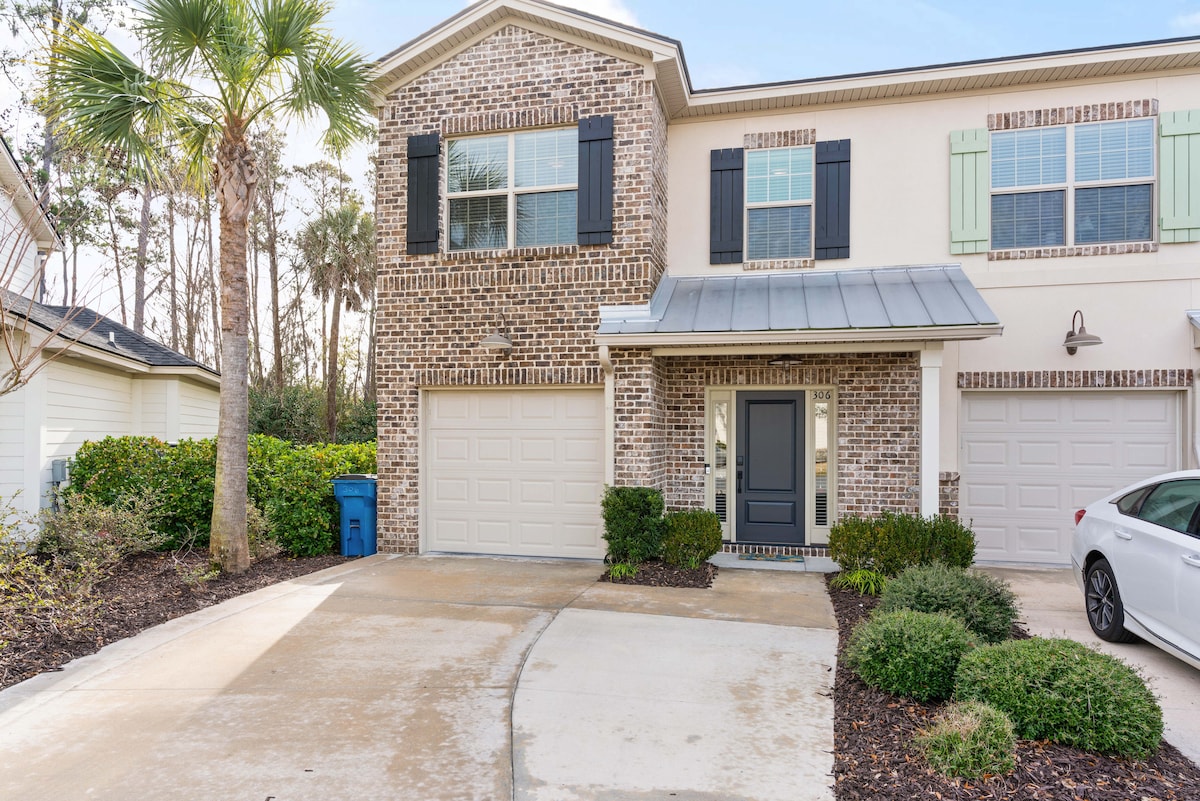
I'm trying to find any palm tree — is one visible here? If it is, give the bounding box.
[47,0,375,572]
[298,200,375,442]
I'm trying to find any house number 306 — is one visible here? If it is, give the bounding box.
[811,391,831,400]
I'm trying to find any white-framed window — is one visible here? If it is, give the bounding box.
[745,146,814,260]
[446,128,577,250]
[990,119,1155,249]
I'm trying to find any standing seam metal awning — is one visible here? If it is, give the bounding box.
[596,265,1002,344]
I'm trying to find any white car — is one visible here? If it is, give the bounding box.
[1072,470,1200,671]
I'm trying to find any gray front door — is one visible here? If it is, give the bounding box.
[736,391,805,545]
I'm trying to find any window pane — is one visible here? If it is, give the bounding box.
[515,190,577,247]
[746,147,813,204]
[991,190,1065,249]
[449,196,507,250]
[514,129,577,188]
[992,128,1066,188]
[747,205,812,259]
[1075,184,1152,244]
[814,401,829,528]
[1075,119,1155,183]
[447,136,508,193]
[1137,480,1200,534]
[713,399,728,524]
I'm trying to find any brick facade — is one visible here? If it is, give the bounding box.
[957,370,1194,389]
[375,25,668,552]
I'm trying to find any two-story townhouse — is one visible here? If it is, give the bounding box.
[373,0,1200,565]
[1,135,220,526]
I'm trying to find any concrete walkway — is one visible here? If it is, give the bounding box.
[980,566,1200,765]
[0,555,837,801]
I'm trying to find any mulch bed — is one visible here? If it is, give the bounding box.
[1,551,350,691]
[598,559,717,588]
[826,577,1200,800]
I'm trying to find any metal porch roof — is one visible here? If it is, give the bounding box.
[596,265,1001,344]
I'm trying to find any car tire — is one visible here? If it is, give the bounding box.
[1085,558,1140,643]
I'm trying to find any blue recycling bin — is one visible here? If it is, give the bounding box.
[332,474,378,556]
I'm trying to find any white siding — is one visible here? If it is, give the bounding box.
[0,190,40,298]
[0,347,25,514]
[137,380,169,437]
[177,379,219,438]
[43,360,133,478]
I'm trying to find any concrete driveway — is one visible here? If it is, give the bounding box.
[0,555,837,801]
[981,566,1200,765]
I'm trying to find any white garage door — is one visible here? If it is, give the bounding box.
[425,388,605,558]
[961,391,1180,565]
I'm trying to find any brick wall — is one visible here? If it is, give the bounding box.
[374,25,668,552]
[648,352,923,520]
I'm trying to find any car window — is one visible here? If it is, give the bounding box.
[1115,486,1152,516]
[1136,480,1200,534]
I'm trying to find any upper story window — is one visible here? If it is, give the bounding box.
[989,119,1155,250]
[745,146,814,260]
[446,128,578,250]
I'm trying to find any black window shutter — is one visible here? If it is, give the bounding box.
[814,139,851,260]
[710,148,744,264]
[407,133,440,255]
[577,115,614,246]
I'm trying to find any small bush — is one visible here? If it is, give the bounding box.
[601,486,665,564]
[67,436,167,507]
[954,638,1163,758]
[158,438,217,547]
[879,563,1018,643]
[38,494,167,569]
[662,509,722,569]
[829,568,888,596]
[844,609,976,702]
[829,511,975,576]
[268,441,377,556]
[606,562,638,581]
[917,701,1016,779]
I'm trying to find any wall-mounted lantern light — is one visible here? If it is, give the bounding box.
[1063,310,1102,356]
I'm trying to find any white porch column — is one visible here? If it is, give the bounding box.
[920,344,944,517]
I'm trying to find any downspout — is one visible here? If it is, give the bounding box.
[599,345,615,485]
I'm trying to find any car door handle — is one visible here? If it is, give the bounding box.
[1114,528,1134,541]
[1183,554,1200,568]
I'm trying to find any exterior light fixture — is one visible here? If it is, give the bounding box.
[480,314,513,353]
[1063,310,1102,355]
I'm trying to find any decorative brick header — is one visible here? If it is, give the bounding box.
[702,364,841,386]
[442,104,578,135]
[415,368,603,386]
[743,257,816,271]
[989,241,1158,260]
[957,370,1193,389]
[988,99,1157,131]
[743,129,817,149]
[378,261,657,293]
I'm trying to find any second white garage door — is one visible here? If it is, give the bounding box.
[425,388,605,558]
[960,391,1181,565]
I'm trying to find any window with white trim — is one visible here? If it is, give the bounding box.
[746,146,814,260]
[990,119,1154,249]
[446,129,577,250]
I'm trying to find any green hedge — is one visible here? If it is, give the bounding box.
[828,511,975,577]
[66,435,376,556]
[844,609,977,702]
[879,563,1019,644]
[662,509,722,569]
[601,486,665,564]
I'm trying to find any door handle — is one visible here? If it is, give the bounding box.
[737,470,743,494]
[1114,528,1134,541]
[1182,554,1200,568]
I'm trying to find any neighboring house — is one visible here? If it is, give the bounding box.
[0,136,220,527]
[372,0,1200,565]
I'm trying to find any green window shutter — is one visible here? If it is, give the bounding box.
[1160,110,1200,244]
[949,128,989,255]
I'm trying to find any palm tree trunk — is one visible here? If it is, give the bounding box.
[327,286,341,442]
[133,182,152,334]
[210,130,256,574]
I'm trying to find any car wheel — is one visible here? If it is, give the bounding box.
[1084,559,1140,643]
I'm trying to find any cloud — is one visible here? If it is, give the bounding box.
[1171,10,1200,32]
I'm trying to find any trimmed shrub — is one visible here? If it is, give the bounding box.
[267,441,377,557]
[662,509,722,569]
[954,638,1163,758]
[844,609,977,702]
[67,436,168,506]
[157,438,217,547]
[601,486,665,564]
[917,701,1016,779]
[879,563,1019,643]
[828,511,975,576]
[829,568,888,596]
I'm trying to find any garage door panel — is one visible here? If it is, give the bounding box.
[426,389,605,558]
[962,391,1179,565]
